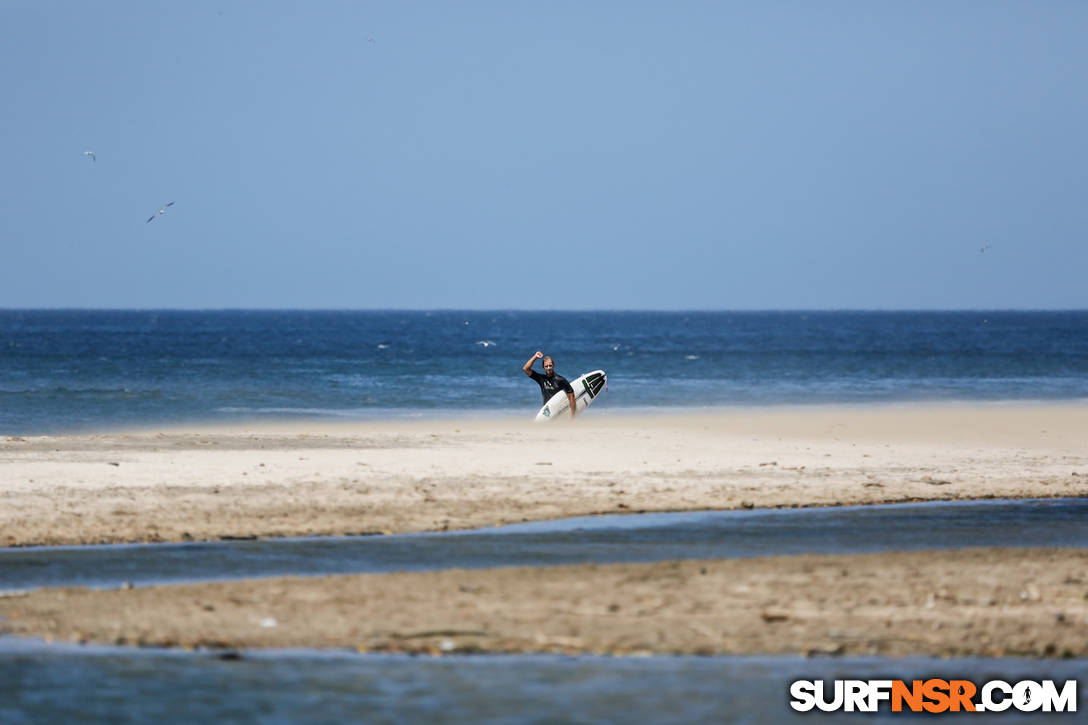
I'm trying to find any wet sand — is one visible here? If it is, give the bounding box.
[2,403,1086,547]
[2,403,1085,658]
[2,548,1085,658]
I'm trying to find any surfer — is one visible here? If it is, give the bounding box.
[523,351,577,419]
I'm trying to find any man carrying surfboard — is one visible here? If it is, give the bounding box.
[523,351,577,419]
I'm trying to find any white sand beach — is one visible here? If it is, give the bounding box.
[2,402,1086,657]
[2,403,1085,547]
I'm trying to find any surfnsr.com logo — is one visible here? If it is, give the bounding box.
[789,679,1078,713]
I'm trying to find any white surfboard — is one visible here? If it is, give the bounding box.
[534,369,607,421]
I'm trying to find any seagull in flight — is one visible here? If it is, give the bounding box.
[979,244,992,253]
[147,201,174,223]
[82,151,95,162]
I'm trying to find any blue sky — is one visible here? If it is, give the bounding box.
[2,1,1085,309]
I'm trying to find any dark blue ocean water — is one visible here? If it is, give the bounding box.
[2,310,1086,434]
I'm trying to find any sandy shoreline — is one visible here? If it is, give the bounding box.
[2,403,1086,547]
[2,403,1086,658]
[3,548,1085,658]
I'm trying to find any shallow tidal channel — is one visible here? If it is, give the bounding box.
[0,498,1085,592]
[2,498,1087,724]
[2,639,1086,725]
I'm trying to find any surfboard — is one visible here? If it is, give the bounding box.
[534,369,607,421]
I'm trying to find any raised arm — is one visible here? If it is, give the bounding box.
[523,351,543,377]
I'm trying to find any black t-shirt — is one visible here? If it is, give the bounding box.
[529,370,574,405]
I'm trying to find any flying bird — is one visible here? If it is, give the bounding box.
[146,201,174,223]
[979,244,992,253]
[82,151,95,162]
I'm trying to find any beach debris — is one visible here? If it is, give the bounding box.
[107,462,120,467]
[120,582,134,591]
[393,629,489,640]
[146,201,174,223]
[802,643,846,657]
[758,461,777,467]
[921,476,951,485]
[260,618,278,628]
[760,610,790,623]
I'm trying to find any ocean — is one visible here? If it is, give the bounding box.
[2,309,1086,434]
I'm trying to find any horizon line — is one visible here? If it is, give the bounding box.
[1,306,1087,314]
